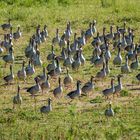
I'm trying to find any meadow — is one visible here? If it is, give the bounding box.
[0,0,140,139]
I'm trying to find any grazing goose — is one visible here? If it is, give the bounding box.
[53,77,63,98]
[105,102,114,117]
[52,28,60,46]
[130,54,139,70]
[82,76,95,95]
[47,45,55,61]
[13,26,22,40]
[85,22,93,42]
[72,51,81,71]
[1,19,12,30]
[36,67,46,84]
[66,80,81,99]
[41,74,50,94]
[25,60,35,77]
[40,98,52,114]
[13,85,22,109]
[121,55,130,73]
[4,65,14,85]
[113,45,122,65]
[17,61,26,81]
[27,77,41,96]
[63,68,73,87]
[3,47,14,67]
[102,79,115,98]
[114,75,123,96]
[95,61,106,79]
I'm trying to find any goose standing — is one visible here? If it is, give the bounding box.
[47,45,55,61]
[17,61,26,82]
[66,80,81,99]
[36,67,46,84]
[63,68,73,87]
[53,77,63,98]
[25,60,35,77]
[113,45,122,65]
[13,85,22,109]
[102,78,115,98]
[121,55,130,73]
[72,51,81,71]
[52,28,60,46]
[41,74,50,94]
[85,22,93,42]
[3,65,14,85]
[13,26,22,40]
[82,76,95,95]
[1,19,12,30]
[40,98,52,114]
[130,54,139,70]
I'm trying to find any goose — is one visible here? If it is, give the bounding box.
[35,27,42,45]
[47,56,57,72]
[13,85,22,109]
[114,75,123,96]
[136,73,140,83]
[17,61,26,81]
[121,32,127,49]
[118,22,127,34]
[66,80,81,99]
[105,102,114,117]
[91,32,101,47]
[125,36,135,52]
[113,31,121,49]
[65,23,72,41]
[13,26,22,40]
[99,27,106,43]
[102,79,115,98]
[63,68,73,87]
[66,40,72,55]
[3,47,14,67]
[72,51,81,71]
[85,22,93,42]
[125,28,134,46]
[60,47,67,60]
[113,45,122,65]
[33,51,42,67]
[40,98,52,114]
[3,38,13,52]
[52,28,60,46]
[136,44,140,56]
[93,43,102,56]
[127,46,137,61]
[121,55,130,73]
[36,67,46,84]
[47,45,55,61]
[53,77,63,98]
[41,74,50,94]
[94,51,104,67]
[130,54,139,70]
[27,77,41,96]
[1,19,12,30]
[79,49,86,65]
[25,60,35,77]
[55,58,62,75]
[105,59,110,75]
[0,47,4,54]
[59,33,67,48]
[95,61,107,79]
[43,24,48,38]
[7,26,13,40]
[78,30,86,47]
[3,65,14,85]
[70,33,79,53]
[104,42,111,61]
[92,20,97,34]
[40,30,46,42]
[82,76,95,95]
[105,26,114,41]
[63,50,73,68]
[67,21,72,34]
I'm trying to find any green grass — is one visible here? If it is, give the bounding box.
[0,0,140,139]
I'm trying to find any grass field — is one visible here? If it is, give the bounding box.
[0,0,140,139]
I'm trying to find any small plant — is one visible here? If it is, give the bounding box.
[120,90,131,97]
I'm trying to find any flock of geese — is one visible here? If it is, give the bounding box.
[0,19,140,117]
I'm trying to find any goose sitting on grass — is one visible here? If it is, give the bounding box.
[4,65,14,85]
[102,78,115,99]
[40,98,52,114]
[105,102,114,117]
[66,80,81,99]
[13,85,22,109]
